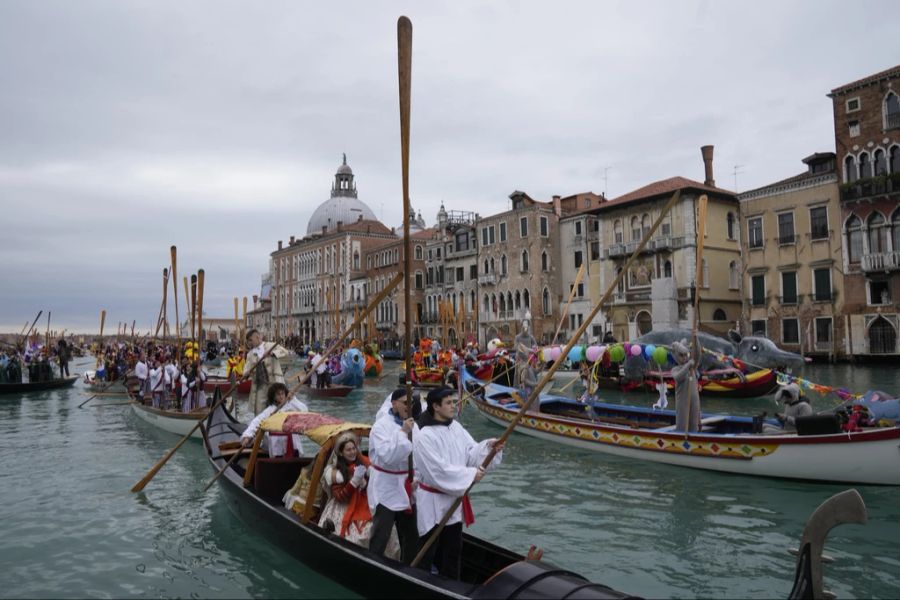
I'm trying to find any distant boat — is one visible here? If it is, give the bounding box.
[130,400,208,439]
[307,384,355,398]
[0,376,78,395]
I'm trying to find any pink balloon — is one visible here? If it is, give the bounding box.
[550,346,562,360]
[585,345,602,362]
[630,343,643,357]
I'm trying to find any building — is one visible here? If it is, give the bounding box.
[419,205,479,345]
[476,191,604,345]
[585,146,742,342]
[246,270,273,340]
[738,153,845,361]
[828,65,900,357]
[269,156,396,344]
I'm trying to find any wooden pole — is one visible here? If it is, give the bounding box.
[197,269,205,355]
[171,246,181,357]
[398,15,414,423]
[183,276,190,342]
[692,195,708,364]
[242,297,248,348]
[411,189,683,568]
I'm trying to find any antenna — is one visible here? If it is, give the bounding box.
[732,165,745,193]
[601,166,612,198]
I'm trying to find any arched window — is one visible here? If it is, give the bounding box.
[613,219,623,244]
[726,212,736,240]
[490,257,495,273]
[845,155,858,183]
[470,291,475,312]
[500,254,507,276]
[885,92,900,128]
[499,294,506,312]
[846,215,863,263]
[868,213,887,254]
[483,260,489,275]
[415,245,423,260]
[515,290,521,309]
[541,251,548,272]
[729,260,740,290]
[521,250,529,272]
[483,294,489,313]
[859,152,872,179]
[892,208,900,254]
[491,294,498,315]
[630,216,641,241]
[874,149,887,176]
[641,214,651,237]
[507,292,513,312]
[664,260,672,278]
[891,146,900,174]
[523,289,530,308]
[353,251,360,270]
[616,267,624,293]
[713,308,727,321]
[542,287,551,315]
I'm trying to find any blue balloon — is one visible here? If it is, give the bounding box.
[567,345,584,362]
[644,344,656,359]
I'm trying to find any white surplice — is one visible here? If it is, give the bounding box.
[367,411,413,513]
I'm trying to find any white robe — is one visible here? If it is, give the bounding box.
[241,397,309,457]
[375,393,427,422]
[149,367,169,393]
[134,361,148,381]
[368,412,413,513]
[412,420,502,536]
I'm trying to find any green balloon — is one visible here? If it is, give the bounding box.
[609,344,626,362]
[652,346,669,365]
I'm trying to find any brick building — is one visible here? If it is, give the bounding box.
[828,65,900,356]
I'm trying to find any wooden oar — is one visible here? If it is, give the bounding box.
[196,269,205,356]
[411,189,683,568]
[78,310,108,408]
[692,194,708,364]
[130,342,280,493]
[203,272,404,492]
[23,310,43,341]
[398,15,415,451]
[171,247,181,357]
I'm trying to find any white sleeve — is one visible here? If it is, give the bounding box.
[467,437,503,472]
[370,419,412,466]
[288,397,309,412]
[242,406,273,442]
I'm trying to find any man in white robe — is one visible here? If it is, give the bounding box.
[241,382,309,457]
[148,361,169,408]
[134,354,149,400]
[245,329,287,414]
[368,388,418,562]
[375,389,425,422]
[413,386,503,579]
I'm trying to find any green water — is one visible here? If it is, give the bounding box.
[0,358,898,599]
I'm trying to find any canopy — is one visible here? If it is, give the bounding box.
[260,411,370,446]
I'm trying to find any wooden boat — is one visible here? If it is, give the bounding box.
[204,376,252,395]
[200,402,860,599]
[307,384,354,398]
[130,400,208,439]
[589,367,778,399]
[464,371,900,485]
[0,376,78,395]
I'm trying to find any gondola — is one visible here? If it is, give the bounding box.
[204,376,252,395]
[306,384,355,398]
[130,399,209,439]
[0,376,78,395]
[200,402,854,599]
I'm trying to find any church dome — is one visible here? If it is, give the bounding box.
[306,154,378,235]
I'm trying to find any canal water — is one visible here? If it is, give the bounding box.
[1,357,898,599]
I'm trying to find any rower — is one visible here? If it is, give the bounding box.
[241,382,309,457]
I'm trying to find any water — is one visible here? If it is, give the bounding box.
[1,358,898,599]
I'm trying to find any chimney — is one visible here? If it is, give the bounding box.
[253,294,258,309]
[289,235,295,244]
[701,145,715,187]
[552,195,562,216]
[277,240,282,250]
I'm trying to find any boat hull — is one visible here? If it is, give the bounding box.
[204,376,251,395]
[0,376,78,395]
[130,402,206,439]
[308,384,354,398]
[472,398,900,485]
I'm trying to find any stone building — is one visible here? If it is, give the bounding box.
[269,156,396,343]
[828,65,900,357]
[738,153,845,361]
[583,147,742,342]
[420,205,478,345]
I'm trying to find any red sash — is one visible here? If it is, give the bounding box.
[419,482,475,527]
[372,464,414,513]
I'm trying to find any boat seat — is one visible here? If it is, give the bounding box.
[656,416,726,433]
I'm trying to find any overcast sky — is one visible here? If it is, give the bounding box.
[1,0,898,333]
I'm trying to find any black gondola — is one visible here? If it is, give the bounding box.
[0,376,78,395]
[200,402,861,600]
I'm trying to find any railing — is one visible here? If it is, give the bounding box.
[887,111,900,130]
[862,251,900,272]
[750,296,767,307]
[478,273,497,285]
[606,244,626,258]
[812,289,836,302]
[777,294,803,305]
[652,236,672,250]
[778,234,796,245]
[841,173,900,202]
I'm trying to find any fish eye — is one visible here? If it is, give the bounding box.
[751,344,759,352]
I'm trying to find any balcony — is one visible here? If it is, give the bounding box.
[862,251,900,273]
[606,244,627,258]
[651,236,672,251]
[670,236,686,249]
[478,273,497,286]
[841,173,900,202]
[777,294,803,305]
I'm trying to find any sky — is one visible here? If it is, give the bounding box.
[1,0,898,334]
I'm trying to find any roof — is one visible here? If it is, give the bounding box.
[604,176,735,209]
[829,64,900,96]
[335,219,394,235]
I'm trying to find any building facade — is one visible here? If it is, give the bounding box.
[829,65,900,357]
[738,153,845,360]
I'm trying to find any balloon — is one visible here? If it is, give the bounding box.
[609,344,625,362]
[585,345,602,362]
[652,346,669,365]
[644,344,656,359]
[538,347,546,362]
[623,343,632,355]
[549,346,562,361]
[568,345,583,362]
[630,343,643,357]
[598,345,607,360]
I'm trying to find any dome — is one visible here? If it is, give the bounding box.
[337,163,353,175]
[307,196,377,235]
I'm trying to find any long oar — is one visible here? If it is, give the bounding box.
[411,189,683,567]
[551,261,586,345]
[23,310,43,342]
[203,272,404,492]
[130,342,280,493]
[692,194,708,364]
[171,246,181,356]
[78,310,108,408]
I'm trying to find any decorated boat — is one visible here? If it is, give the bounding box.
[464,371,900,485]
[364,351,383,377]
[307,384,355,398]
[204,376,252,395]
[200,401,863,599]
[597,367,778,399]
[0,376,79,395]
